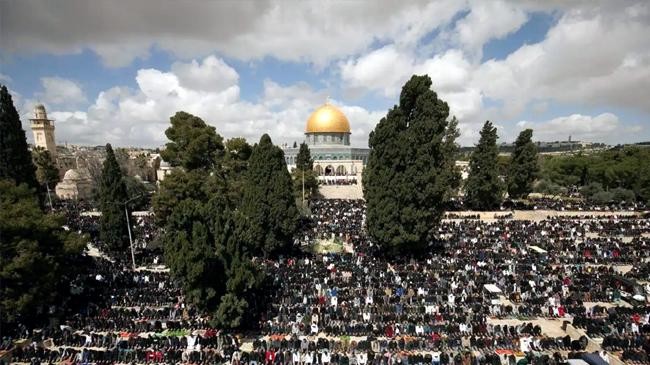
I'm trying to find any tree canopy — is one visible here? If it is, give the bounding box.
[241,134,298,256]
[155,112,263,328]
[464,121,503,210]
[363,75,460,255]
[32,146,60,193]
[161,111,224,171]
[99,143,130,252]
[292,142,318,204]
[296,142,313,171]
[0,85,38,190]
[0,180,85,327]
[507,129,538,199]
[538,146,650,202]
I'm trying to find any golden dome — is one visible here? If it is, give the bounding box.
[306,103,351,133]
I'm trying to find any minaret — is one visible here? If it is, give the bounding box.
[30,104,56,157]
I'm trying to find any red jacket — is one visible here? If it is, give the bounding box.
[265,350,276,363]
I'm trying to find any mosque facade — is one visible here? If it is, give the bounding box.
[283,103,370,182]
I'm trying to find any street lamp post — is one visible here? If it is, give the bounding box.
[123,194,145,270]
[302,169,305,208]
[124,204,136,270]
[45,182,54,211]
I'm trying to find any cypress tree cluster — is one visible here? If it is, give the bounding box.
[0,87,85,328]
[363,75,460,255]
[155,113,287,328]
[465,121,504,210]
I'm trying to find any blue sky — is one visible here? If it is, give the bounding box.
[1,0,648,147]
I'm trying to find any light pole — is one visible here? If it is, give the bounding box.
[123,194,145,270]
[45,182,54,211]
[302,169,305,208]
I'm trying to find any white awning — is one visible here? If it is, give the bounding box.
[484,284,502,293]
[528,245,548,254]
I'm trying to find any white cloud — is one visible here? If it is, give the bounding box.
[517,113,644,143]
[339,45,413,97]
[38,77,87,106]
[1,0,468,67]
[24,55,384,148]
[6,0,650,146]
[340,47,483,134]
[454,0,528,59]
[339,1,650,144]
[473,4,650,116]
[171,56,239,92]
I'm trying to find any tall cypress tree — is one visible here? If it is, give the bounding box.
[293,142,318,202]
[465,121,504,210]
[296,142,313,171]
[363,75,460,255]
[99,143,130,252]
[241,134,298,256]
[0,85,38,190]
[507,129,538,199]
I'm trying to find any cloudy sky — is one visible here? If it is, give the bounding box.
[1,0,649,147]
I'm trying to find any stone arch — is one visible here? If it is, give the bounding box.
[336,165,347,176]
[325,165,335,176]
[314,165,323,176]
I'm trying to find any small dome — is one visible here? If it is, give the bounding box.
[306,103,351,134]
[33,104,49,120]
[63,169,81,181]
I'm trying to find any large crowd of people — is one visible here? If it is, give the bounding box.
[3,199,649,365]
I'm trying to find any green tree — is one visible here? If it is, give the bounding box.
[293,142,318,203]
[507,129,538,199]
[0,180,85,327]
[363,75,460,255]
[0,85,38,190]
[637,164,650,202]
[163,198,226,309]
[161,111,224,170]
[465,121,504,210]
[292,168,319,204]
[296,142,313,171]
[124,176,152,211]
[154,169,215,226]
[241,134,298,256]
[223,137,253,203]
[225,137,253,161]
[155,112,262,329]
[99,143,130,252]
[32,146,60,193]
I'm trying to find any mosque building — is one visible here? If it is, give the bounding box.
[283,102,370,183]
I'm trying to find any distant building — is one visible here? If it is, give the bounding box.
[30,104,57,157]
[155,156,173,182]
